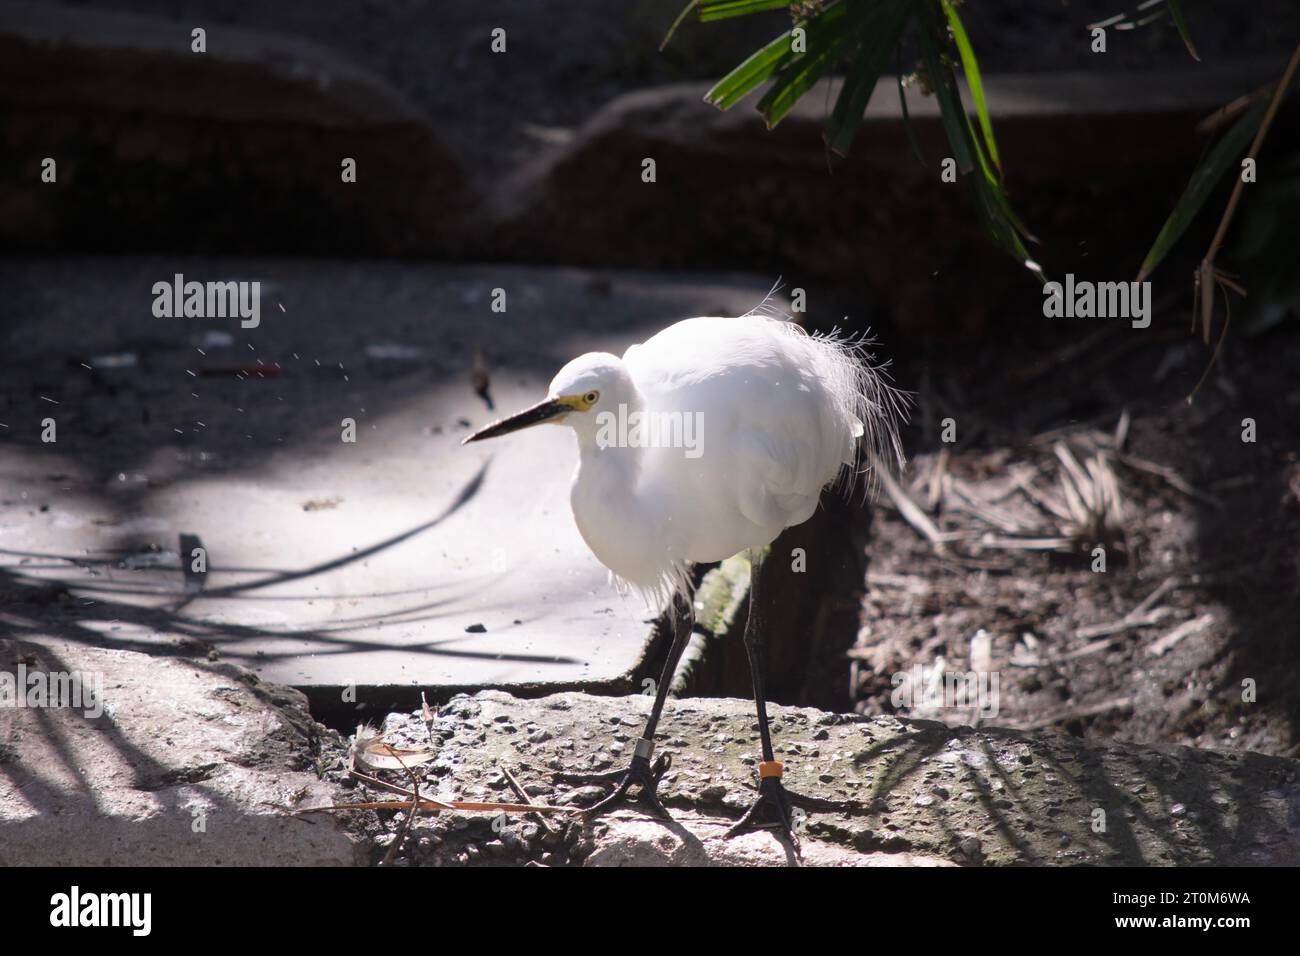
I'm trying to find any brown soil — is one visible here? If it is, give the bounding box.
[850,311,1300,759]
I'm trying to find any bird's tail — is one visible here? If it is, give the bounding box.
[744,286,910,501]
[769,317,910,502]
[818,325,910,501]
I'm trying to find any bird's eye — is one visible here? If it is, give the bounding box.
[583,390,599,406]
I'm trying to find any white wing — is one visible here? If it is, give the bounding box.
[624,315,874,557]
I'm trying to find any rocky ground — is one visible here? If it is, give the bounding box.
[5,541,1298,865]
[325,689,1300,866]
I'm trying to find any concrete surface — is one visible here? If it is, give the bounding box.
[0,258,784,696]
[0,640,365,865]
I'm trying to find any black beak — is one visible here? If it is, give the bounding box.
[462,398,570,444]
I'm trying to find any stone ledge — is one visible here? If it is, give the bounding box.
[370,689,1300,866]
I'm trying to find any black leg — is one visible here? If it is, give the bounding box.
[727,548,855,845]
[744,548,777,763]
[552,591,694,820]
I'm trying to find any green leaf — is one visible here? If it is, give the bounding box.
[953,105,1038,242]
[1166,0,1200,62]
[660,0,699,51]
[917,0,1040,277]
[941,0,1000,172]
[917,10,972,174]
[977,180,1034,269]
[1137,96,1270,280]
[704,28,801,109]
[825,0,913,155]
[698,0,792,21]
[755,2,861,127]
[703,0,1040,279]
[897,73,927,168]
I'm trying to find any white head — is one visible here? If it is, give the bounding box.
[462,351,640,447]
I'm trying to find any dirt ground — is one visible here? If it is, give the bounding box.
[850,308,1300,759]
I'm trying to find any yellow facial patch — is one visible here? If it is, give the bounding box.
[557,390,599,412]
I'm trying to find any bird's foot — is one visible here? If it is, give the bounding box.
[726,762,855,845]
[552,740,674,820]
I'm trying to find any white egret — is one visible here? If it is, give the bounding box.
[464,308,906,841]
